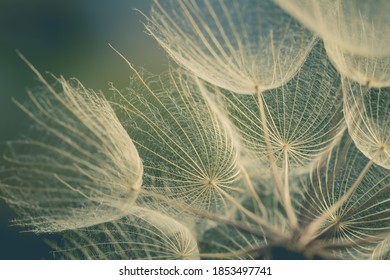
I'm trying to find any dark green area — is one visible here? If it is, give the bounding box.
[0,0,167,259]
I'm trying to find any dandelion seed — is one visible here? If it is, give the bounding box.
[55,208,199,260]
[111,69,241,214]
[343,79,390,170]
[325,42,390,88]
[276,0,390,87]
[0,64,143,232]
[218,42,345,171]
[146,0,316,94]
[275,0,390,57]
[297,134,390,259]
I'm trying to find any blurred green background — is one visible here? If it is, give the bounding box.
[0,0,168,259]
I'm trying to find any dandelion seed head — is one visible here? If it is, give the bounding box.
[1,0,389,261]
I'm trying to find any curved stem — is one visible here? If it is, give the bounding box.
[239,165,268,218]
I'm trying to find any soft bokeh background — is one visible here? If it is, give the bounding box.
[0,0,168,259]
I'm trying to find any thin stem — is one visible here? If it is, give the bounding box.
[137,188,286,240]
[219,187,270,228]
[257,90,297,229]
[283,149,298,229]
[239,165,268,218]
[194,78,268,221]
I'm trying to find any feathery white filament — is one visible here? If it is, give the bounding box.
[1,71,143,232]
[219,43,345,171]
[146,0,316,94]
[343,79,390,170]
[56,208,199,260]
[297,135,390,258]
[111,70,241,214]
[275,0,390,57]
[276,0,390,87]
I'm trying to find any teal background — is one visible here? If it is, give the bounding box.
[0,0,168,259]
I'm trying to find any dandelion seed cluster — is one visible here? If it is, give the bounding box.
[0,0,389,259]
